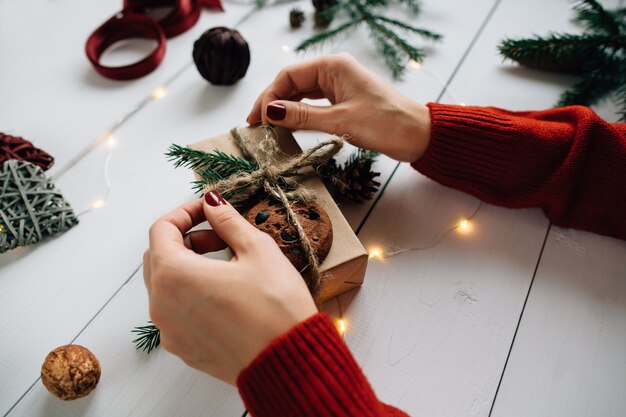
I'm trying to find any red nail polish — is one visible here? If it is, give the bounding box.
[267,103,286,121]
[205,191,226,207]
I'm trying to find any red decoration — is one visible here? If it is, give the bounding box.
[86,0,224,81]
[199,0,224,11]
[0,133,54,171]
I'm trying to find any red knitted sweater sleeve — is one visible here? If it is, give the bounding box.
[413,103,626,240]
[237,313,409,417]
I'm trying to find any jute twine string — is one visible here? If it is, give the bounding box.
[0,160,78,253]
[204,127,344,297]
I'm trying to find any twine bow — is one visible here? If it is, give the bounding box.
[205,127,344,297]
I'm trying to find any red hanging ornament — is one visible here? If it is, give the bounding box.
[0,133,54,171]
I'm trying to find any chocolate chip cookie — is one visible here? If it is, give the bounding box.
[245,198,333,270]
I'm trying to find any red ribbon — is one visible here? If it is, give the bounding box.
[0,133,55,171]
[85,0,223,81]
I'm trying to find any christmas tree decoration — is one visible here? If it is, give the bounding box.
[41,344,101,401]
[0,133,54,171]
[0,160,78,253]
[498,0,626,120]
[295,0,442,79]
[316,148,381,203]
[192,27,251,85]
[290,8,306,28]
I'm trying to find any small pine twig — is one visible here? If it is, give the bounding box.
[167,145,259,192]
[132,322,161,354]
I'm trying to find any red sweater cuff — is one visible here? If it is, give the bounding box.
[237,313,392,417]
[413,102,519,202]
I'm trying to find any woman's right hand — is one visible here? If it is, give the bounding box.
[247,53,432,163]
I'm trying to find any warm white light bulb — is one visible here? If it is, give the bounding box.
[368,247,384,260]
[281,44,290,53]
[107,135,117,149]
[338,319,346,335]
[91,199,105,209]
[457,219,472,234]
[459,102,467,106]
[150,85,167,99]
[409,60,421,69]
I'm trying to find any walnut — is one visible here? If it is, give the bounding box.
[41,344,101,400]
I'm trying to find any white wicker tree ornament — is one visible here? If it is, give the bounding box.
[0,160,78,253]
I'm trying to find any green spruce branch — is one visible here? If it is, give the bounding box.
[498,0,626,120]
[295,0,442,79]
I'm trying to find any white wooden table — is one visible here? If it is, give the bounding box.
[2,0,625,416]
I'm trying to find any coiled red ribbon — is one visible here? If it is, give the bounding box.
[86,0,223,80]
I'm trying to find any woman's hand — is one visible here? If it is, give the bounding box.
[247,53,432,162]
[143,193,318,385]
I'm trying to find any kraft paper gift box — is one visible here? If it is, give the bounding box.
[189,126,368,302]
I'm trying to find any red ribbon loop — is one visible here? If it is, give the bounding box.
[85,0,204,80]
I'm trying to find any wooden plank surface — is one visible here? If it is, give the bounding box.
[2,0,625,415]
[2,0,501,414]
[490,228,626,417]
[335,0,625,416]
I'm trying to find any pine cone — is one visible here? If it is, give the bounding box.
[316,150,381,203]
[290,8,305,29]
[192,27,250,86]
[342,153,381,202]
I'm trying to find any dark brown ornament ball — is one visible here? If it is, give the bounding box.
[245,199,333,271]
[192,27,250,86]
[41,344,101,400]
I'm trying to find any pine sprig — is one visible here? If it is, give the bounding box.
[498,0,626,120]
[295,0,442,79]
[132,322,160,354]
[167,145,258,192]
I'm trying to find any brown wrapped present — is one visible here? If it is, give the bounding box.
[189,126,368,302]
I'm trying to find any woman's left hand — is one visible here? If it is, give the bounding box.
[143,193,318,385]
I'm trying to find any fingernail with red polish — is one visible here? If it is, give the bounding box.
[267,103,286,121]
[205,191,226,207]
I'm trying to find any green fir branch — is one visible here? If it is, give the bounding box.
[499,0,626,118]
[132,322,160,354]
[295,19,363,52]
[498,33,618,73]
[295,0,441,79]
[374,15,442,41]
[573,0,622,35]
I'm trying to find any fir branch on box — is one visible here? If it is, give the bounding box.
[295,0,442,79]
[132,322,160,354]
[498,0,626,120]
[166,144,258,194]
